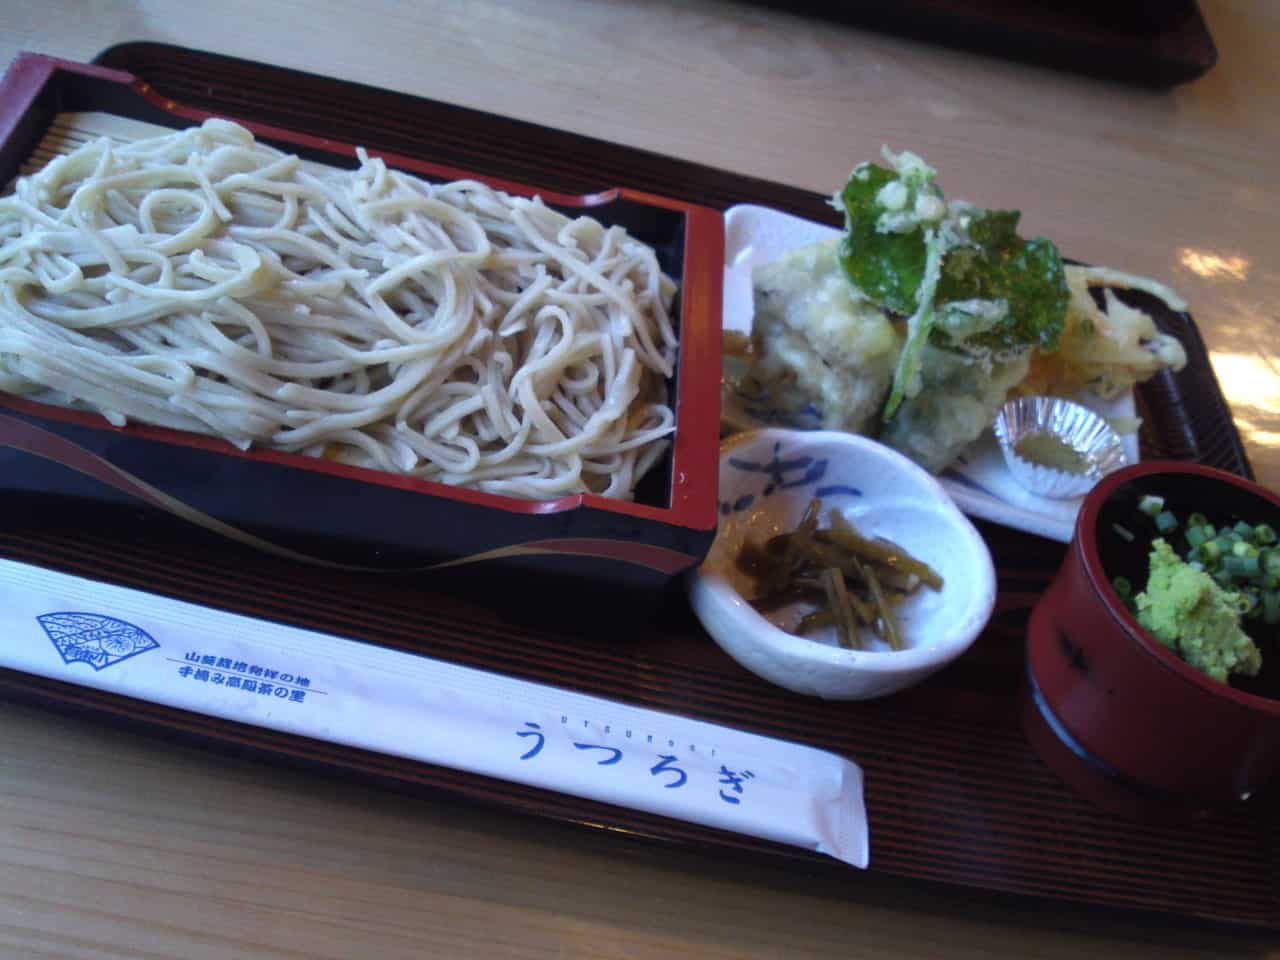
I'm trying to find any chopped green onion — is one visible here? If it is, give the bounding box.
[1198,539,1223,563]
[1264,550,1280,577]
[1225,554,1261,578]
[1186,525,1210,549]
[1112,576,1132,599]
[1155,511,1178,534]
[1139,495,1165,517]
[1266,591,1280,625]
[1233,540,1260,559]
[1188,513,1208,528]
[1234,521,1255,539]
[1113,523,1135,543]
[1255,523,1277,545]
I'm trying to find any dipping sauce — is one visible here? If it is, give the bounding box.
[1014,431,1090,475]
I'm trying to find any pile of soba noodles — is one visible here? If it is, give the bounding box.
[0,119,679,500]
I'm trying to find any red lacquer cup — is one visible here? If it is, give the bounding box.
[1023,461,1280,819]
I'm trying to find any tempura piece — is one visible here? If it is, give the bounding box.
[746,240,900,435]
[1020,265,1188,399]
[879,345,1031,474]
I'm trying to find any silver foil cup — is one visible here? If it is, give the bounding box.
[993,396,1129,499]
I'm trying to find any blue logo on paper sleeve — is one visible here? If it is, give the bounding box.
[37,612,160,671]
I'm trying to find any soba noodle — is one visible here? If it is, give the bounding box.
[0,119,679,500]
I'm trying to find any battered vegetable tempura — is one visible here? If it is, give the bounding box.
[734,148,1188,473]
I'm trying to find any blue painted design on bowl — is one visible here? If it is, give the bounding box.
[815,484,863,499]
[725,439,865,507]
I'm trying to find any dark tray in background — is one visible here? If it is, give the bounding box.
[0,43,1272,931]
[746,0,1218,87]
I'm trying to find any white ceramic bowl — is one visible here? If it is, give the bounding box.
[688,428,997,700]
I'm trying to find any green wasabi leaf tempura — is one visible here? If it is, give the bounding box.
[833,149,1069,424]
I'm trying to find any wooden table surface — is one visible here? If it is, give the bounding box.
[1,2,1278,957]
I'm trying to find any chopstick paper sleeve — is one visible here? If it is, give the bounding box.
[0,558,869,867]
